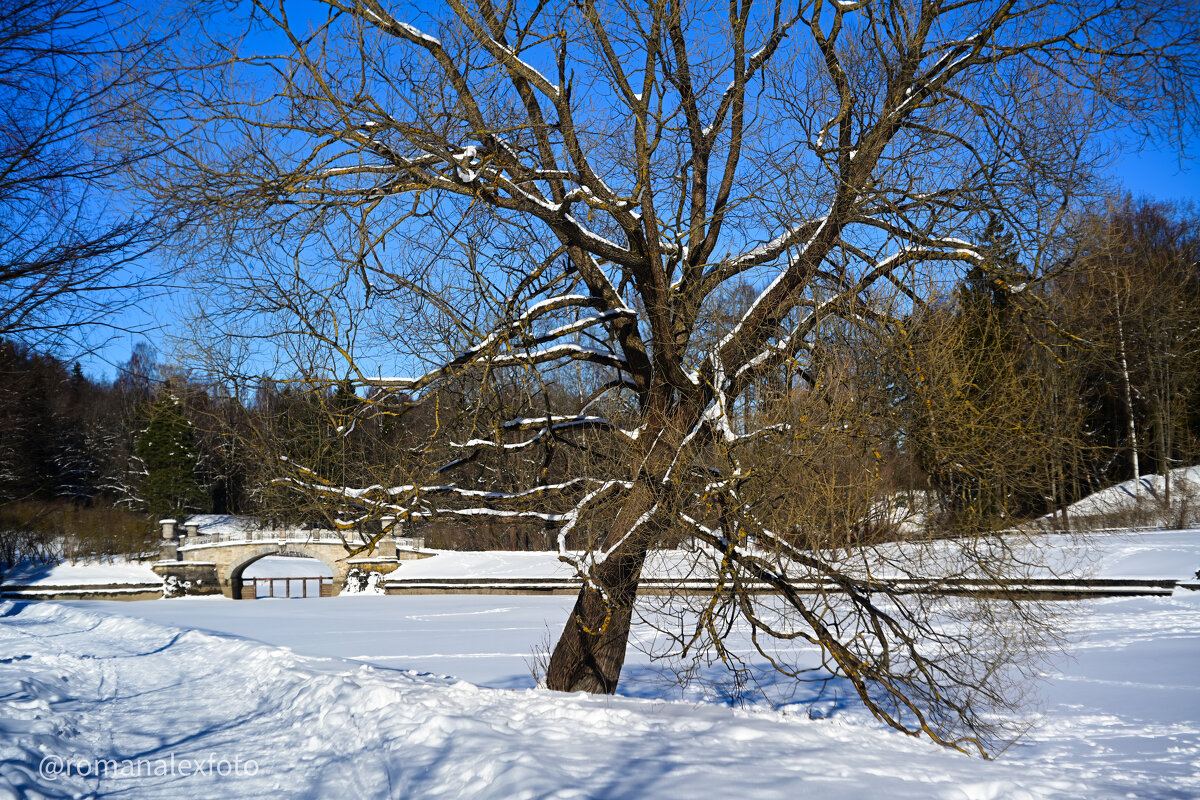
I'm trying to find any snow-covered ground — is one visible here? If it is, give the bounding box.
[1083,528,1200,580]
[1,556,160,587]
[1,527,1198,797]
[3,574,1200,797]
[396,549,577,580]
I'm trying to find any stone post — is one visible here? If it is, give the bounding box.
[159,519,179,561]
[376,516,399,558]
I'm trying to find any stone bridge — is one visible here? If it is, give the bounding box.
[151,518,431,598]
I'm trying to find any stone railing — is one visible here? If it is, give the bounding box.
[182,529,357,546]
[158,518,425,555]
[160,519,360,548]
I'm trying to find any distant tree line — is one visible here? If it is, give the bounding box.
[0,342,243,571]
[889,197,1200,530]
[2,196,1197,570]
[1060,199,1200,505]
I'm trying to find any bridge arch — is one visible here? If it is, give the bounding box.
[227,545,346,599]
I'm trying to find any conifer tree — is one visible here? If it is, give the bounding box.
[135,392,207,519]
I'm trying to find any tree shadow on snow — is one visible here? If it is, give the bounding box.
[613,660,864,720]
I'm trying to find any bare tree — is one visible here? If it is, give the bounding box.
[146,0,1198,753]
[0,0,171,349]
[1059,197,1200,511]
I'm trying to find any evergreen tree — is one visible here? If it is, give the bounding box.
[897,219,1053,528]
[0,341,63,500]
[52,363,101,503]
[135,391,208,519]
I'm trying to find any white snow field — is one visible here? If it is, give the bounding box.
[242,555,335,579]
[2,532,1200,798]
[386,528,1200,583]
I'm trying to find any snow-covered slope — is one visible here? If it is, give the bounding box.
[0,601,1000,799]
[1059,465,1200,527]
[1,557,160,587]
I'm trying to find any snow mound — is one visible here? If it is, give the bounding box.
[395,549,577,580]
[1060,466,1200,528]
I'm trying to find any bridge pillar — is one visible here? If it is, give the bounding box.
[152,561,222,597]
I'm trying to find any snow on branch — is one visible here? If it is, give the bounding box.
[553,480,634,553]
[280,473,606,504]
[443,0,562,101]
[273,467,633,530]
[580,377,642,413]
[710,216,830,365]
[597,502,661,562]
[485,343,628,370]
[725,215,829,273]
[444,416,639,467]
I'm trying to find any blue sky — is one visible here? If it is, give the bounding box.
[77,133,1198,386]
[10,0,1192,386]
[1113,140,1198,204]
[78,130,1194,384]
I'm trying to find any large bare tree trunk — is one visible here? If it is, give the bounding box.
[544,396,687,693]
[545,545,648,692]
[544,460,665,693]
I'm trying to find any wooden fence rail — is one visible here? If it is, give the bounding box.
[239,576,334,599]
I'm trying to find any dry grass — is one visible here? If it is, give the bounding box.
[0,501,156,575]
